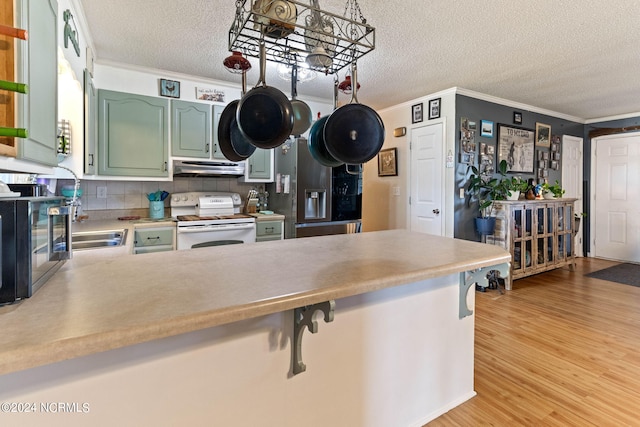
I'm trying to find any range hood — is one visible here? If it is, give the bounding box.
[173,160,245,177]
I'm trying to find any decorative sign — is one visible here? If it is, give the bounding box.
[63,10,80,57]
[196,87,225,102]
[497,124,535,173]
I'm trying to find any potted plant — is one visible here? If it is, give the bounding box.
[501,176,529,200]
[541,180,565,199]
[485,160,528,201]
[467,162,509,235]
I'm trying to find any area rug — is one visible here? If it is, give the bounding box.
[586,263,640,287]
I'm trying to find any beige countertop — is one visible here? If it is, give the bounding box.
[0,230,510,376]
[249,212,285,221]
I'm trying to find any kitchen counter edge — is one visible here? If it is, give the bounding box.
[0,230,510,376]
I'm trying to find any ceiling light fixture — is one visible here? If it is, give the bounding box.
[223,51,252,74]
[305,46,332,71]
[277,63,317,83]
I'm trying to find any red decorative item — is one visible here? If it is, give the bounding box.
[338,75,361,94]
[223,51,252,74]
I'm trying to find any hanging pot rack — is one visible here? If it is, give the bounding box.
[228,0,376,75]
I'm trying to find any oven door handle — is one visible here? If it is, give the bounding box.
[48,205,73,260]
[178,223,256,233]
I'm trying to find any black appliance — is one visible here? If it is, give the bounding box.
[0,196,72,304]
[269,137,362,238]
[332,165,362,221]
[7,183,48,197]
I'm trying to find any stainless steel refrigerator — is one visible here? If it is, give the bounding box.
[268,137,362,239]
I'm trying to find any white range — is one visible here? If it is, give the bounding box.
[170,192,256,250]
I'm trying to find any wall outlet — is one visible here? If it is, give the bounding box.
[459,188,465,199]
[97,186,107,199]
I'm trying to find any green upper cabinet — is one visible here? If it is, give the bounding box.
[171,100,210,158]
[97,89,169,177]
[84,69,97,175]
[211,105,227,160]
[242,148,274,182]
[15,0,58,165]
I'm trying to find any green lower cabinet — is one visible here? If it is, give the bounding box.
[98,90,169,177]
[256,220,283,242]
[171,100,210,158]
[15,0,58,166]
[133,226,175,254]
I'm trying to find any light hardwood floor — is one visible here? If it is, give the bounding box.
[428,258,640,426]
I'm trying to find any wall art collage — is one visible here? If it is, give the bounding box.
[460,114,562,180]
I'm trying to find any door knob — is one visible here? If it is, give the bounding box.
[433,209,440,214]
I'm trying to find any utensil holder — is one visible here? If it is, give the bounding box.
[149,201,165,219]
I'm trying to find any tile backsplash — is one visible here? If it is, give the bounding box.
[56,177,264,219]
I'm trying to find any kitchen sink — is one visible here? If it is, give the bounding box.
[71,229,128,251]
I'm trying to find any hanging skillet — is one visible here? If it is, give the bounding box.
[290,62,313,136]
[218,70,256,161]
[307,76,343,167]
[323,62,385,164]
[236,41,294,149]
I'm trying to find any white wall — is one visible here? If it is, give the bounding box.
[93,62,333,122]
[365,89,457,237]
[55,0,92,179]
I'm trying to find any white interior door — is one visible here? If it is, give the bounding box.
[592,132,640,262]
[410,123,443,236]
[562,135,584,256]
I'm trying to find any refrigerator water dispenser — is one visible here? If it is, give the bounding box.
[304,190,327,220]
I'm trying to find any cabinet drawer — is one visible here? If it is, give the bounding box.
[256,221,282,238]
[133,245,174,254]
[134,228,174,247]
[256,235,282,243]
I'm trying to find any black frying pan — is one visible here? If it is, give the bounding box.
[218,72,256,161]
[307,77,343,167]
[323,62,385,164]
[236,41,294,149]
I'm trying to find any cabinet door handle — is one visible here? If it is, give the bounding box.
[88,153,94,166]
[265,227,274,233]
[163,161,167,172]
[433,209,440,215]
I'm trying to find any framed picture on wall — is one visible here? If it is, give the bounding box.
[378,148,398,176]
[159,79,180,98]
[535,122,551,147]
[513,111,523,125]
[411,103,423,124]
[497,124,535,173]
[428,98,441,119]
[480,120,494,137]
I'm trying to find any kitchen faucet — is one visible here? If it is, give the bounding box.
[56,165,81,222]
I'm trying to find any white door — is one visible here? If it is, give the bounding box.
[562,135,584,256]
[592,133,640,262]
[410,123,443,236]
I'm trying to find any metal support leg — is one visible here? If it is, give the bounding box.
[459,263,510,318]
[292,300,335,375]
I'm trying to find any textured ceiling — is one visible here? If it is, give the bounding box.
[78,0,640,120]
